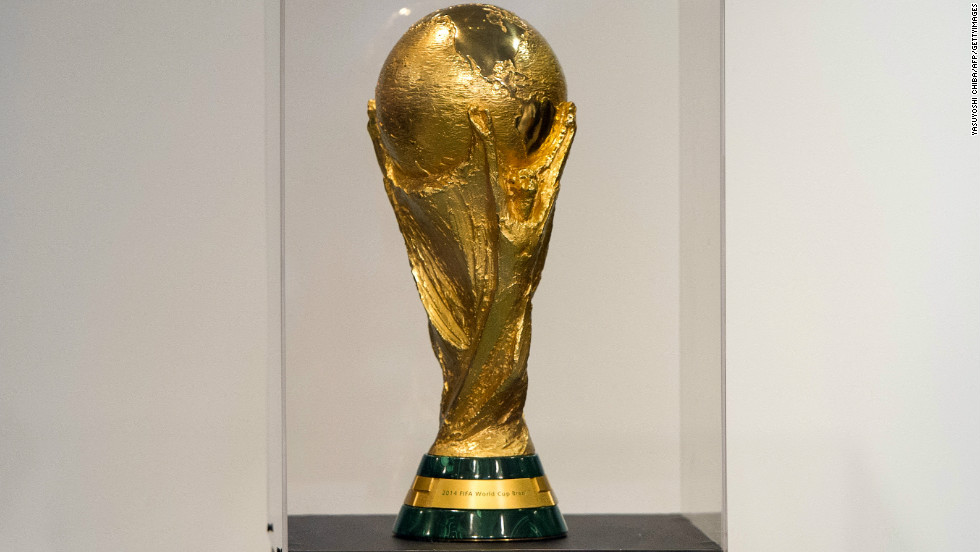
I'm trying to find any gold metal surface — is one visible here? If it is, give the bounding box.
[404,476,556,510]
[368,4,576,457]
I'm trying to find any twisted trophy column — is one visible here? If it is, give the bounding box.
[368,102,575,457]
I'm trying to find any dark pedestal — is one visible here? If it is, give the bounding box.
[288,514,722,551]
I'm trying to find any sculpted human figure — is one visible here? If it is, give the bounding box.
[368,101,575,456]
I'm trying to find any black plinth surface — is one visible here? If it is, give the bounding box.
[288,514,722,552]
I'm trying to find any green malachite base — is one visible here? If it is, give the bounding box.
[393,504,567,541]
[392,454,568,541]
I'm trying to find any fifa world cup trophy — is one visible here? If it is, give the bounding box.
[367,4,576,540]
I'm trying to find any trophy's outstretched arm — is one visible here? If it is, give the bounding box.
[366,99,388,176]
[367,99,499,352]
[529,102,576,226]
[468,102,576,244]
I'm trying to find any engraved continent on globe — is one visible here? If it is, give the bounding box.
[374,4,567,176]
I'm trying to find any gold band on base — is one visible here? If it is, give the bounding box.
[404,475,557,510]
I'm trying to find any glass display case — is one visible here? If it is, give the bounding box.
[267,1,724,550]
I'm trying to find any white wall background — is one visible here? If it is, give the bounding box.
[1,1,977,551]
[0,3,269,552]
[726,1,980,550]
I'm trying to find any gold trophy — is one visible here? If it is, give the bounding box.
[367,4,575,540]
